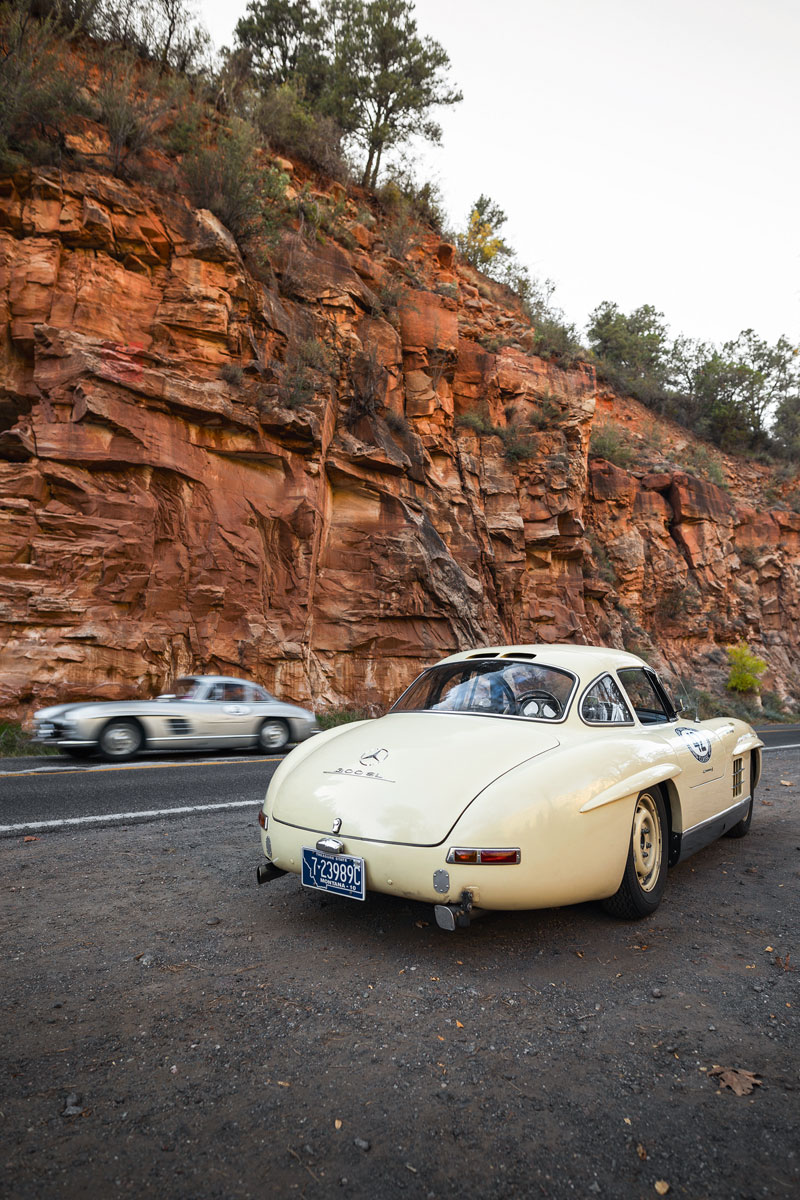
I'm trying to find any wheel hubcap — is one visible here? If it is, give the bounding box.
[261,723,286,749]
[105,725,138,755]
[632,793,661,892]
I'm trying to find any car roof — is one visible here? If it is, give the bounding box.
[437,644,648,677]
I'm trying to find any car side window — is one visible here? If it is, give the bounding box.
[206,683,224,702]
[223,683,246,703]
[617,668,671,724]
[581,675,633,724]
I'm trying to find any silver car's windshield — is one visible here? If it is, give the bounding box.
[172,677,204,700]
[391,660,576,721]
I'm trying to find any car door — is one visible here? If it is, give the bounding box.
[617,667,726,827]
[214,681,255,745]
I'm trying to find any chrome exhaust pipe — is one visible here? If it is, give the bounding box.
[434,889,474,931]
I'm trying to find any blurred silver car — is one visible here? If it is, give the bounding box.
[31,675,318,761]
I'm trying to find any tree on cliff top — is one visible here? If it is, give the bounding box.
[456,194,514,274]
[234,0,328,98]
[587,301,671,383]
[233,0,461,188]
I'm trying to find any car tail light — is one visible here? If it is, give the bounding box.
[446,848,521,865]
[258,810,267,829]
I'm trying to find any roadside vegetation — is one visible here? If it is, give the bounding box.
[315,705,373,728]
[0,722,57,757]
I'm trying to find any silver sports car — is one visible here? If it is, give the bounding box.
[30,675,318,761]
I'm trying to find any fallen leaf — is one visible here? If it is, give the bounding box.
[708,1066,762,1096]
[414,920,429,928]
[23,836,39,843]
[779,780,793,787]
[764,946,774,953]
[430,976,439,981]
[655,1183,670,1196]
[576,951,584,958]
[774,953,792,972]
[334,1119,342,1130]
[437,1035,445,1042]
[636,1143,648,1160]
[456,1020,464,1029]
[623,1117,632,1126]
[277,1081,291,1088]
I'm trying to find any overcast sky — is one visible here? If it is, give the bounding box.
[198,0,800,349]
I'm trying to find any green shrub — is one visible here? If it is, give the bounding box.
[385,410,410,436]
[456,404,533,462]
[584,529,616,583]
[97,52,178,176]
[0,721,57,757]
[344,342,387,429]
[220,362,243,385]
[527,391,560,430]
[254,83,348,179]
[316,706,372,729]
[589,422,635,467]
[183,119,289,243]
[0,2,88,171]
[376,280,402,316]
[726,643,767,694]
[500,429,534,462]
[681,444,727,488]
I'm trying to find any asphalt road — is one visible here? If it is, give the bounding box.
[1,750,798,1199]
[755,724,800,748]
[0,753,280,834]
[1,726,797,835]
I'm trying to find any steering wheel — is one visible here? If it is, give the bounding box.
[516,689,562,719]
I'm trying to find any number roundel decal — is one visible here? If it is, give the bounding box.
[675,726,713,763]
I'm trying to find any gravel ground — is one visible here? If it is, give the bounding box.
[1,752,799,1199]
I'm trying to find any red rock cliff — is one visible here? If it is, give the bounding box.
[1,164,798,717]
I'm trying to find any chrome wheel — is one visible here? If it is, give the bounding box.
[258,720,289,752]
[632,791,662,892]
[603,787,668,919]
[99,719,143,761]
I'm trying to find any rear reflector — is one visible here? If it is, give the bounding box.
[258,810,267,829]
[446,847,520,865]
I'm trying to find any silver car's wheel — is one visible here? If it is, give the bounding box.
[603,788,668,919]
[98,719,143,761]
[258,719,290,753]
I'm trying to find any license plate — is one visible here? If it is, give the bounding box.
[301,847,365,900]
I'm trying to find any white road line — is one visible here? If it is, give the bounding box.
[763,743,800,752]
[0,799,259,835]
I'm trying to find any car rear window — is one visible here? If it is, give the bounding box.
[391,660,576,721]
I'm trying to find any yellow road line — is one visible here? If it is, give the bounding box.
[0,756,280,779]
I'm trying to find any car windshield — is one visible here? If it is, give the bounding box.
[391,660,576,721]
[172,677,204,700]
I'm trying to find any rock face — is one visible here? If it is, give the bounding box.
[1,166,799,718]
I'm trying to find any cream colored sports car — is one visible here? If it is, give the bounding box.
[257,645,763,929]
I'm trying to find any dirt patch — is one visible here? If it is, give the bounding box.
[1,754,799,1198]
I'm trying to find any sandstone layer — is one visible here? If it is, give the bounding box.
[1,165,798,719]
